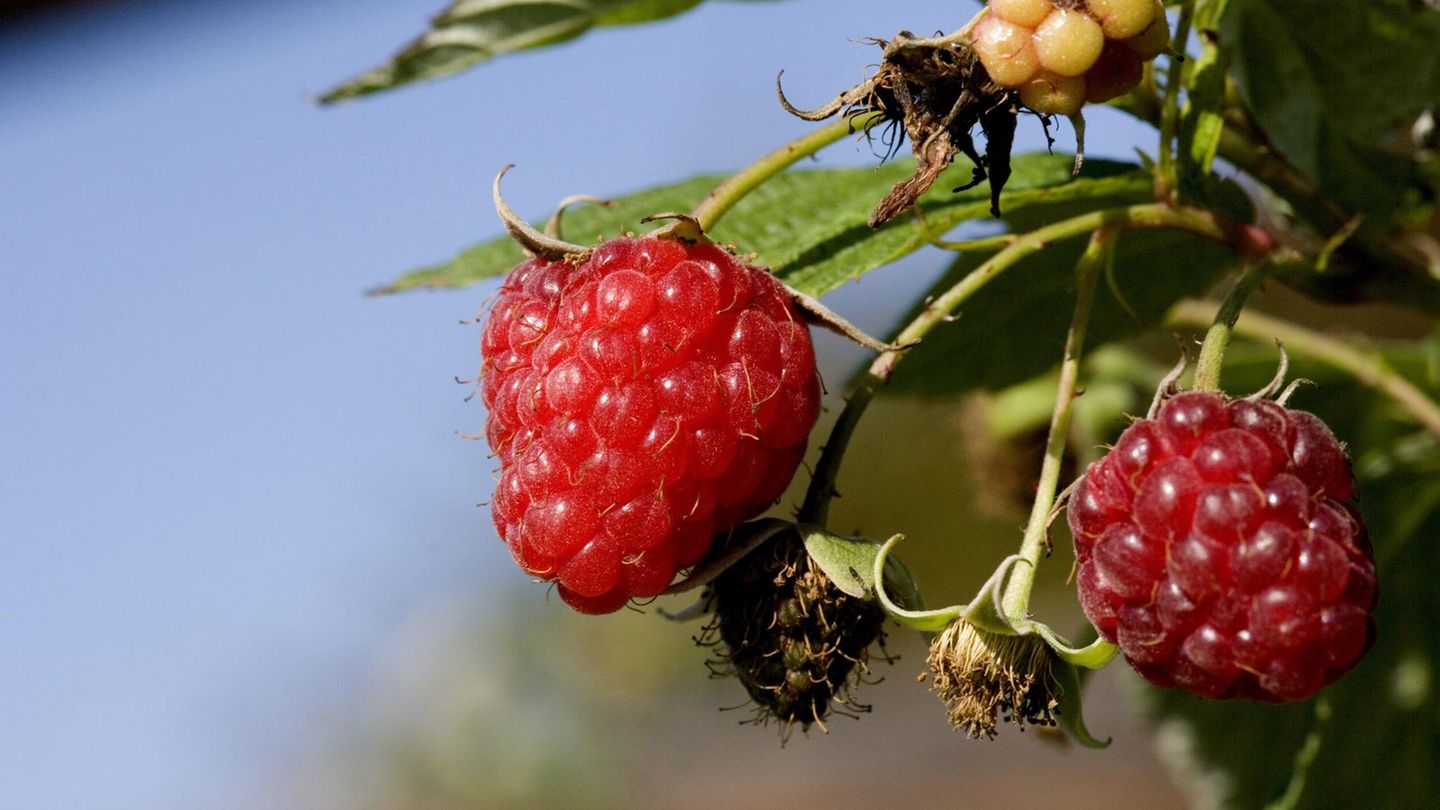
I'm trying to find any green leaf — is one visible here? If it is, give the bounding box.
[765,161,1143,298]
[321,0,789,103]
[1142,364,1440,810]
[372,153,1142,296]
[801,526,877,599]
[1219,0,1440,217]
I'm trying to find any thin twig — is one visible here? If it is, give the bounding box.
[1155,1,1195,202]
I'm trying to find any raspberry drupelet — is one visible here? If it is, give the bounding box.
[482,236,821,613]
[973,0,1170,114]
[1067,391,1377,701]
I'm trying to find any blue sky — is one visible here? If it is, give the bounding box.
[0,1,1154,806]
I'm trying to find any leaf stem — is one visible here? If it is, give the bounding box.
[1155,2,1196,202]
[1000,228,1113,621]
[689,112,884,232]
[1168,301,1440,437]
[1191,261,1274,392]
[798,202,1271,525]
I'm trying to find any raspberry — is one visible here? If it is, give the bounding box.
[1019,71,1087,116]
[704,531,887,734]
[1067,391,1377,702]
[1032,8,1105,78]
[1085,0,1157,40]
[973,14,1043,88]
[990,0,1055,28]
[482,236,821,613]
[972,0,1168,114]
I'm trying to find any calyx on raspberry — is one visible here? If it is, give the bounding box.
[1067,387,1378,702]
[481,184,822,614]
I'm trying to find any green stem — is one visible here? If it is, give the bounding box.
[1168,301,1440,437]
[798,202,1271,525]
[911,206,1017,253]
[1265,697,1331,810]
[689,112,884,232]
[1000,229,1112,621]
[1191,261,1274,391]
[1155,1,1195,202]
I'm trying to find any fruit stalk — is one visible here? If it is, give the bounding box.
[1191,260,1274,392]
[1000,227,1113,621]
[1169,300,1440,437]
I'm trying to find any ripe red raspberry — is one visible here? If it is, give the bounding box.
[481,236,821,614]
[1067,391,1377,701]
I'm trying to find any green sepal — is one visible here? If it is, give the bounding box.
[1054,658,1111,749]
[872,534,961,632]
[660,517,790,596]
[800,525,923,611]
[1024,621,1119,669]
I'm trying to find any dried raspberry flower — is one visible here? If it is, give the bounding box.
[702,531,888,735]
[928,620,1061,738]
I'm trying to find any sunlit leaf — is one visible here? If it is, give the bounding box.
[371,153,1142,295]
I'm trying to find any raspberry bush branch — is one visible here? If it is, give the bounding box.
[1270,697,1333,810]
[1153,0,1194,203]
[801,200,1272,527]
[998,227,1113,634]
[870,226,1123,669]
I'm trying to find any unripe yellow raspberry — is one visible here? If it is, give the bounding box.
[973,13,1043,88]
[1033,8,1105,77]
[1085,0,1157,41]
[989,0,1053,28]
[1020,70,1086,116]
